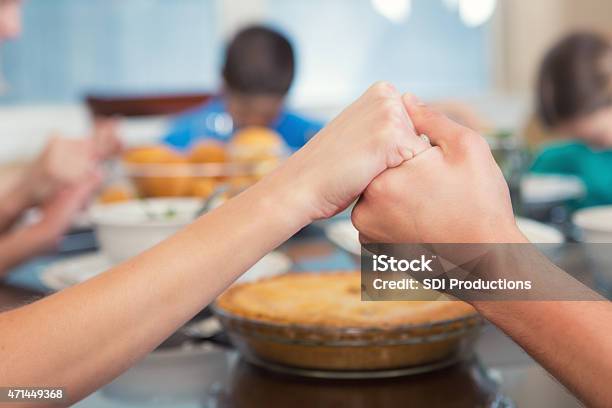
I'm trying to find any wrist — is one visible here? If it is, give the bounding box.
[249,171,315,232]
[498,223,529,244]
[475,219,528,244]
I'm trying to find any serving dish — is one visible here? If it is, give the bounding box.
[214,272,482,377]
[121,128,287,198]
[90,198,201,262]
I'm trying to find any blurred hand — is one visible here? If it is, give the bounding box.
[269,82,430,222]
[25,136,98,204]
[352,94,523,244]
[92,118,123,160]
[24,120,121,205]
[32,176,101,251]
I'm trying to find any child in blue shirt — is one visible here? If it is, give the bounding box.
[163,25,322,151]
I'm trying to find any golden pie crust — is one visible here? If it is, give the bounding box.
[217,271,476,328]
[215,272,482,371]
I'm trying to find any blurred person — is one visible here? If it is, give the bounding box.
[0,0,121,275]
[352,94,612,408]
[0,127,120,276]
[163,25,323,151]
[529,32,612,208]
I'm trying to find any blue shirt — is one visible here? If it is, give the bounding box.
[163,98,324,151]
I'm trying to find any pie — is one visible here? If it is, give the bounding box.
[217,271,476,328]
[215,271,481,372]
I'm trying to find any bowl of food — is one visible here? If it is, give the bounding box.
[214,271,482,377]
[122,128,287,199]
[90,198,201,263]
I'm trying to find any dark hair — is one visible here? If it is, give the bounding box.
[537,32,612,128]
[222,25,295,96]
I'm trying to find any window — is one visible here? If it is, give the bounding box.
[0,0,220,103]
[264,0,492,105]
[0,0,492,105]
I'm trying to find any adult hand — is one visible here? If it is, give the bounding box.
[352,94,523,244]
[262,82,430,225]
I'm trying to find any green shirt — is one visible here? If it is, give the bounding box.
[530,141,612,208]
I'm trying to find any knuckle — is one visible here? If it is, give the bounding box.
[369,81,397,99]
[377,99,402,126]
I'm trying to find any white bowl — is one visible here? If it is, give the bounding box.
[573,206,612,243]
[90,198,201,263]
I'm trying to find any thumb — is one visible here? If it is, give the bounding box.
[402,93,474,154]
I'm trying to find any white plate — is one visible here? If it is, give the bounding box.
[324,217,564,256]
[521,174,585,204]
[235,251,293,284]
[41,251,292,292]
[515,217,564,245]
[40,253,112,291]
[573,205,612,242]
[324,220,361,255]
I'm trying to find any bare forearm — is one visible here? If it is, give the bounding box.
[0,179,308,405]
[0,226,50,277]
[0,175,34,233]
[475,299,612,407]
[471,238,612,407]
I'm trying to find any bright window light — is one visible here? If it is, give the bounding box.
[371,0,411,24]
[458,0,497,27]
[443,0,459,11]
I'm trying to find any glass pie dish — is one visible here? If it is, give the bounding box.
[213,272,483,378]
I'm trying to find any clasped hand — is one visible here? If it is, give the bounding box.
[268,81,522,244]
